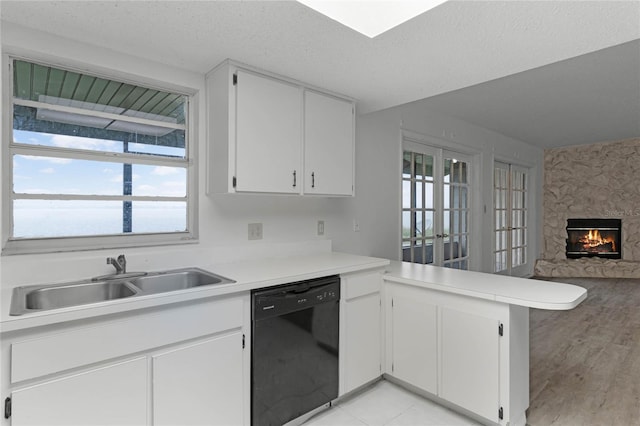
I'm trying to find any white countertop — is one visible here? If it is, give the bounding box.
[0,252,390,332]
[1,254,588,333]
[385,261,587,310]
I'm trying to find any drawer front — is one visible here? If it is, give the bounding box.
[342,271,382,300]
[12,296,244,383]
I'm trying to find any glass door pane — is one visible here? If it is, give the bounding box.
[493,162,528,274]
[442,154,470,270]
[493,163,510,273]
[510,167,528,269]
[402,150,435,264]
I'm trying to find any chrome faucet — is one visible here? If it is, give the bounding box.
[107,254,127,275]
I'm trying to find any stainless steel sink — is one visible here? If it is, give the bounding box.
[9,268,235,316]
[129,268,235,295]
[11,280,139,315]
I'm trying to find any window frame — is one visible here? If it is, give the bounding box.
[2,54,199,255]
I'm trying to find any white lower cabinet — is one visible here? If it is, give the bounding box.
[440,307,500,422]
[11,357,147,426]
[342,293,381,393]
[384,281,527,425]
[153,332,244,426]
[388,285,438,394]
[3,295,250,426]
[340,270,383,395]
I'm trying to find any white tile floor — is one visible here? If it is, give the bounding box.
[304,380,481,426]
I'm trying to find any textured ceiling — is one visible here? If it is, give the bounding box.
[1,1,639,148]
[409,39,640,148]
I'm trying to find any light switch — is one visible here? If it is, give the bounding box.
[248,223,263,240]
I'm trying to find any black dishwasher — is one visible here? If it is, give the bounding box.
[251,275,340,426]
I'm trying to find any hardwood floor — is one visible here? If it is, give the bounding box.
[528,277,640,425]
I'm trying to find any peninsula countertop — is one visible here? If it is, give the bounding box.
[385,261,587,310]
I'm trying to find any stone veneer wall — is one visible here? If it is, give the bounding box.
[536,137,640,277]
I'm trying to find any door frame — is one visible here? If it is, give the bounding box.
[400,131,481,270]
[493,160,532,277]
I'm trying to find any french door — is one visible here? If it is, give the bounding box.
[402,143,471,269]
[493,162,528,275]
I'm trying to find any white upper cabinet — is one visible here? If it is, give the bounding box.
[304,91,354,196]
[235,70,301,193]
[207,60,355,196]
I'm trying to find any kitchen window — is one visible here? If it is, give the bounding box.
[3,58,196,254]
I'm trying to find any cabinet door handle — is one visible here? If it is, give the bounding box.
[311,172,315,188]
[293,170,297,187]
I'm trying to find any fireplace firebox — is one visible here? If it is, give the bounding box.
[566,218,621,259]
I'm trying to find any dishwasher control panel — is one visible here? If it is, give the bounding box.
[252,275,340,321]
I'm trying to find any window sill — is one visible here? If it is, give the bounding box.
[2,232,198,256]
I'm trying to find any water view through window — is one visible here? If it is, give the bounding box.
[9,59,190,243]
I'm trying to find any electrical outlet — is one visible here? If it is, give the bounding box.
[353,220,360,232]
[248,223,263,240]
[317,220,325,236]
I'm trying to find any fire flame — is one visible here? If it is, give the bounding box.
[578,229,616,252]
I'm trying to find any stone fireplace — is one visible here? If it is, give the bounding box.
[536,137,640,278]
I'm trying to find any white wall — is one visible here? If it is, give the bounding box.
[1,22,543,287]
[331,103,543,276]
[0,23,338,286]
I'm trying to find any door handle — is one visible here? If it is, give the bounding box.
[311,172,315,188]
[293,170,297,187]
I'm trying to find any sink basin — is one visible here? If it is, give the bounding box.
[129,268,235,295]
[11,280,139,315]
[9,268,235,315]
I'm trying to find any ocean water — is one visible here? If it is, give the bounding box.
[13,202,186,238]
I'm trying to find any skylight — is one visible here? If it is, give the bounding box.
[297,0,448,38]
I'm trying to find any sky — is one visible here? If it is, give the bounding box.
[11,130,187,238]
[13,130,186,198]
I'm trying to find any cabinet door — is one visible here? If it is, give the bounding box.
[390,285,438,394]
[440,307,500,422]
[11,357,147,426]
[153,332,245,426]
[304,91,354,196]
[343,292,381,394]
[235,70,301,194]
